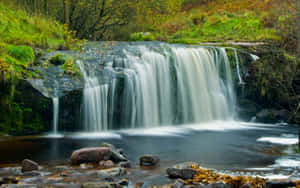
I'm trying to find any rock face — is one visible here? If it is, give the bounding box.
[139,155,160,166]
[70,147,112,165]
[22,159,39,172]
[166,162,198,180]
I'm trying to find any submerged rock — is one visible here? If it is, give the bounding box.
[70,147,112,165]
[97,167,126,178]
[81,182,121,188]
[21,159,39,172]
[119,161,132,168]
[139,155,160,166]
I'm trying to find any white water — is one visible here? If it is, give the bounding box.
[233,49,244,85]
[77,61,109,131]
[76,44,241,132]
[52,97,59,134]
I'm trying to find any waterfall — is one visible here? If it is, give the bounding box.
[52,97,59,134]
[77,61,109,131]
[76,43,239,132]
[233,49,244,85]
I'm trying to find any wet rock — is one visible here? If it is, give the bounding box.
[139,155,160,166]
[205,182,232,188]
[240,183,252,188]
[173,179,185,188]
[133,182,144,188]
[22,171,42,177]
[97,167,126,178]
[81,182,121,188]
[256,109,290,123]
[70,147,112,165]
[99,160,115,169]
[43,183,81,188]
[49,53,68,66]
[111,151,128,162]
[117,179,129,186]
[266,180,296,188]
[80,163,94,169]
[21,159,39,172]
[100,143,128,162]
[0,177,19,185]
[119,161,132,168]
[167,162,198,180]
[1,185,38,188]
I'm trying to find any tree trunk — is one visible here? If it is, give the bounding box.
[65,0,70,26]
[297,0,300,149]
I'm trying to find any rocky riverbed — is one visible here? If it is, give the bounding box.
[0,142,299,188]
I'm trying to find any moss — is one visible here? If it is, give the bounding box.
[61,57,81,77]
[49,53,67,65]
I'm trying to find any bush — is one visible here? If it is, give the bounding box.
[130,32,155,41]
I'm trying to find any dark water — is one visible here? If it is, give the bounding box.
[0,121,299,180]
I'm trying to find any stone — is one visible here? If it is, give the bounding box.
[133,182,144,188]
[266,180,296,188]
[118,179,129,186]
[100,143,128,162]
[119,161,132,168]
[21,159,39,172]
[81,182,121,188]
[173,179,185,188]
[70,147,112,165]
[0,177,19,185]
[97,167,126,178]
[206,182,232,188]
[99,160,115,169]
[166,162,198,180]
[80,163,94,169]
[139,155,160,166]
[240,183,252,188]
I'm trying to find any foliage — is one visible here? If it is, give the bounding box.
[130,32,155,41]
[61,58,81,77]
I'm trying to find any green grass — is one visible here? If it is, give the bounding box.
[0,4,66,48]
[0,4,75,79]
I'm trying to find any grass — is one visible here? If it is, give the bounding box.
[131,0,291,44]
[0,3,76,79]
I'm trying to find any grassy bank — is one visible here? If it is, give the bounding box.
[131,0,292,46]
[0,3,75,79]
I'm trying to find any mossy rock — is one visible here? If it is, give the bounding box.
[49,53,68,66]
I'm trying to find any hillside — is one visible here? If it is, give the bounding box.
[0,3,73,80]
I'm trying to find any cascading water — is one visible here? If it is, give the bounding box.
[75,43,238,132]
[77,60,109,131]
[233,49,244,85]
[52,97,59,134]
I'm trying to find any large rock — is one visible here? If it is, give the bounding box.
[70,147,112,165]
[21,159,39,172]
[167,162,198,180]
[101,143,128,162]
[139,155,160,166]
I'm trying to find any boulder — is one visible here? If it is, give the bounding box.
[99,160,115,169]
[21,159,39,172]
[101,143,128,162]
[70,147,112,165]
[139,155,160,166]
